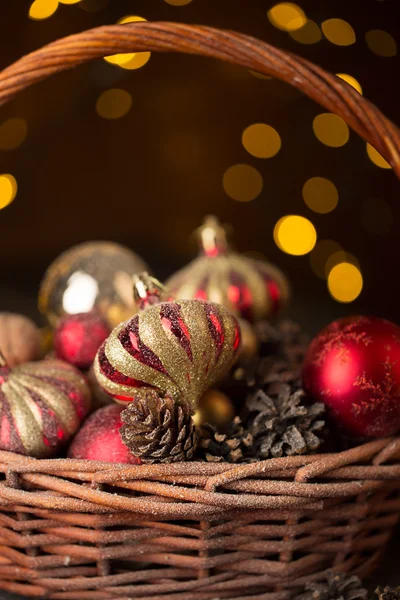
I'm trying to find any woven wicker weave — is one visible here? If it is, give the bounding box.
[1,21,400,600]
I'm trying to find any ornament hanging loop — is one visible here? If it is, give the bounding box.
[132,273,167,311]
[197,216,229,257]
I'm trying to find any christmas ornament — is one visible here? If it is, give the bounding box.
[54,311,110,369]
[165,216,289,323]
[68,404,139,464]
[295,573,367,600]
[94,294,240,407]
[302,316,400,438]
[198,416,253,463]
[246,384,325,458]
[132,272,167,311]
[0,356,90,458]
[120,390,198,463]
[87,364,114,410]
[237,318,259,363]
[194,389,235,428]
[0,312,42,367]
[39,241,149,328]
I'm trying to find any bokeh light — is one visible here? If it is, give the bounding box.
[321,19,356,46]
[336,73,362,95]
[28,0,58,20]
[0,175,18,210]
[361,198,393,235]
[223,164,263,202]
[313,113,349,147]
[96,89,132,119]
[302,177,338,214]
[328,262,363,303]
[59,0,80,4]
[274,215,317,256]
[164,0,192,5]
[309,240,342,279]
[366,30,397,57]
[366,143,391,169]
[267,3,306,32]
[325,250,360,278]
[104,16,150,70]
[289,20,322,44]
[0,118,28,151]
[242,124,281,158]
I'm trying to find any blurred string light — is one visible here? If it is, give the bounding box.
[267,3,306,32]
[309,240,342,279]
[0,174,17,210]
[325,250,360,277]
[28,0,58,20]
[366,30,397,57]
[302,177,338,214]
[223,164,263,202]
[242,124,281,158]
[0,118,28,151]
[361,198,393,235]
[366,143,391,169]
[59,0,81,4]
[328,262,363,303]
[104,16,151,70]
[289,20,322,44]
[336,73,362,94]
[321,19,356,46]
[164,0,192,5]
[96,89,132,119]
[274,215,317,256]
[313,113,349,147]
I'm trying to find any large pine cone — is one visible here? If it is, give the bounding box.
[120,390,198,463]
[198,416,253,463]
[295,573,367,600]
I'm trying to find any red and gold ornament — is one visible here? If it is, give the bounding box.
[0,355,90,457]
[165,216,289,323]
[302,316,400,439]
[94,273,241,408]
[68,404,140,464]
[54,311,110,370]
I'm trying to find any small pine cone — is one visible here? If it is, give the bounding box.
[295,573,367,600]
[376,588,400,600]
[246,384,325,459]
[198,416,253,463]
[120,390,198,463]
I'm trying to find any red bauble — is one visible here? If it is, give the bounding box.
[302,316,400,438]
[54,312,110,370]
[68,404,140,463]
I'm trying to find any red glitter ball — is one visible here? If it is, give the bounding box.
[54,312,110,370]
[68,404,140,463]
[302,316,400,439]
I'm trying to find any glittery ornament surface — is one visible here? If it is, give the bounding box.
[303,316,400,438]
[39,241,149,328]
[166,216,289,322]
[0,359,91,457]
[54,312,110,369]
[94,299,241,408]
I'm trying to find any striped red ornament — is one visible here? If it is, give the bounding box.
[94,298,240,408]
[0,356,91,458]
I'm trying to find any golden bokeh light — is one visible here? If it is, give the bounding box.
[164,0,192,5]
[96,89,132,120]
[328,262,363,303]
[366,143,391,169]
[28,0,58,20]
[336,73,362,95]
[325,250,359,279]
[223,164,263,202]
[309,240,342,279]
[366,30,397,57]
[313,113,349,147]
[104,16,150,70]
[0,118,28,151]
[59,0,80,4]
[302,177,338,214]
[361,198,393,235]
[242,124,281,159]
[321,18,356,46]
[289,20,322,44]
[267,3,306,32]
[274,215,317,256]
[0,174,18,210]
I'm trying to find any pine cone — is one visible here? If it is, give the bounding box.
[376,588,400,600]
[198,416,253,463]
[120,390,198,463]
[246,384,325,459]
[296,573,367,600]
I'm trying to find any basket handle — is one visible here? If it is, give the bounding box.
[0,21,399,177]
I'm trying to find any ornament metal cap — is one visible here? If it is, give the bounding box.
[132,272,167,311]
[196,215,229,257]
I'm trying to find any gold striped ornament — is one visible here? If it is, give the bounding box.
[165,216,290,323]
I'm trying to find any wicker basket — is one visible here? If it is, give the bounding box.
[1,21,400,600]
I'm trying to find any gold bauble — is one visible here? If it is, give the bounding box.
[238,318,259,363]
[39,241,149,328]
[195,389,235,427]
